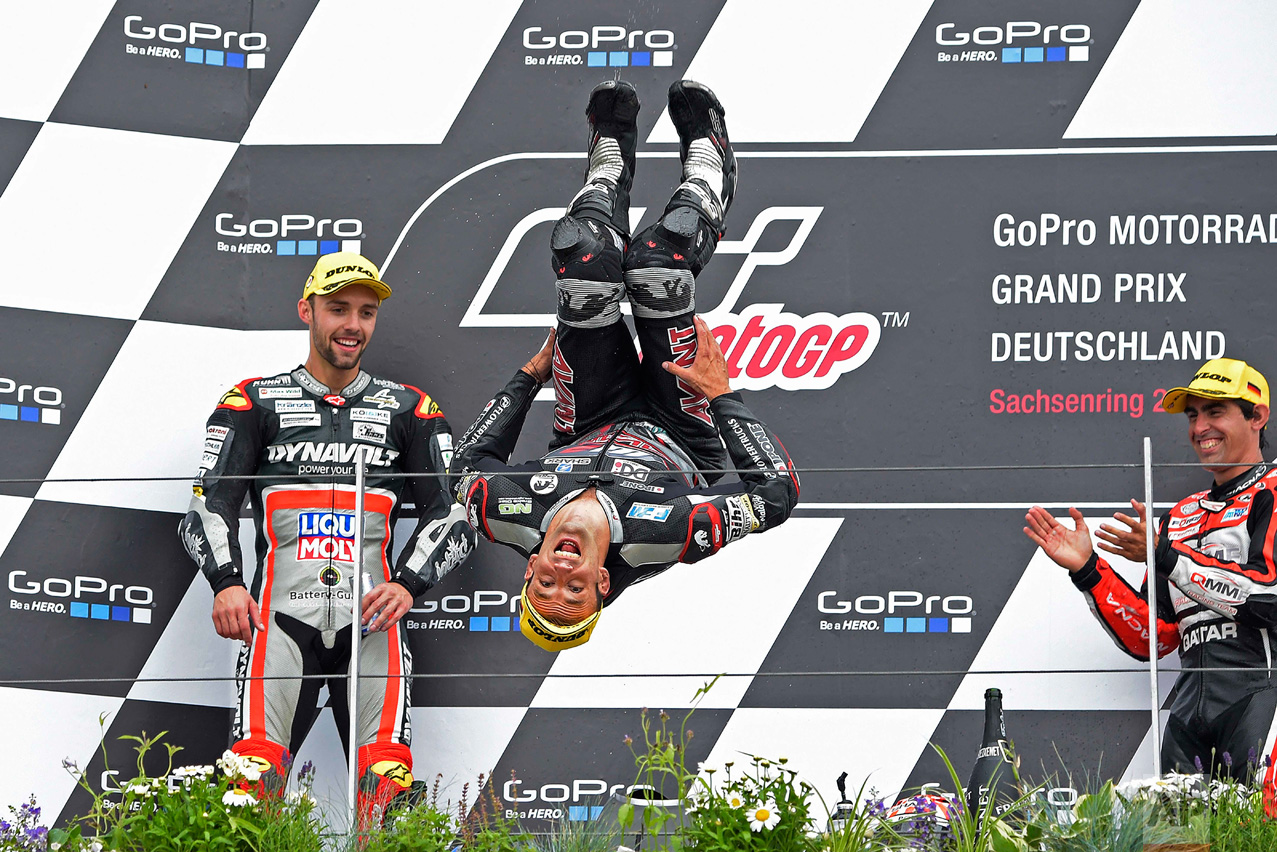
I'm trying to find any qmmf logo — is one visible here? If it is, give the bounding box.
[522,25,675,68]
[935,20,1091,64]
[214,213,364,258]
[123,14,268,69]
[0,376,62,426]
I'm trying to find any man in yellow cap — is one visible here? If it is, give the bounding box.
[178,251,475,822]
[449,80,799,652]
[1024,357,1277,810]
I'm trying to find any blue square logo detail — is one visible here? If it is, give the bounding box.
[1047,46,1067,62]
[0,404,17,420]
[609,51,628,66]
[929,618,949,633]
[227,52,245,68]
[490,617,511,632]
[91,604,110,620]
[588,52,607,67]
[205,50,225,66]
[884,617,904,633]
[185,47,204,64]
[906,617,926,633]
[20,407,38,422]
[277,241,296,256]
[632,52,651,66]
[469,616,489,632]
[568,806,589,821]
[1024,47,1044,63]
[112,606,131,622]
[298,240,319,256]
[70,602,89,618]
[1002,47,1022,63]
[320,240,339,254]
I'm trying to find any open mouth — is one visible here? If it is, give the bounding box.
[552,538,582,560]
[333,337,362,352]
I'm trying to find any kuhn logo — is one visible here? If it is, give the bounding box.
[461,205,881,391]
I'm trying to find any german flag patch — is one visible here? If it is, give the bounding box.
[217,385,252,411]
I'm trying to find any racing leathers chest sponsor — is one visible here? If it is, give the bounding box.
[1072,463,1277,722]
[450,370,799,602]
[178,367,476,631]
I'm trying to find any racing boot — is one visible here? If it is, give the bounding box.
[356,743,416,830]
[565,79,639,241]
[228,738,290,799]
[626,80,735,279]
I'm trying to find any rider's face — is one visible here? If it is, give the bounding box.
[523,491,611,624]
[300,285,379,372]
[1183,394,1268,482]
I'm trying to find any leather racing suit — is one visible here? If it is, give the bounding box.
[178,366,475,811]
[1071,462,1277,810]
[451,369,800,605]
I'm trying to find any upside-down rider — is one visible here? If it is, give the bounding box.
[450,79,800,650]
[178,252,476,823]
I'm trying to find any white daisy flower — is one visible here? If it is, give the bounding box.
[748,801,780,832]
[726,792,746,809]
[222,788,257,807]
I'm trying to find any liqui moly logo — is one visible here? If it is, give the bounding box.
[454,203,882,391]
[297,511,356,561]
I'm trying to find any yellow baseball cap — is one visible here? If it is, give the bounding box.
[302,251,392,301]
[519,582,601,651]
[1162,358,1270,414]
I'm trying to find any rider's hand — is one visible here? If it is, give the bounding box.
[212,585,264,643]
[1096,499,1157,563]
[662,316,732,401]
[1023,506,1094,573]
[521,329,556,384]
[361,582,414,633]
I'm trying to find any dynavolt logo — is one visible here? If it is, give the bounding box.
[0,376,63,426]
[460,203,882,392]
[522,25,675,68]
[123,14,269,69]
[405,590,522,633]
[935,20,1092,64]
[214,213,364,258]
[816,590,974,635]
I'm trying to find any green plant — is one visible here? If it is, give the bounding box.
[360,773,456,852]
[680,755,821,851]
[528,802,622,852]
[52,718,324,852]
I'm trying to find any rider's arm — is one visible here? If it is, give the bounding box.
[448,369,542,497]
[1156,486,1277,628]
[1070,543,1180,660]
[391,390,477,599]
[177,381,264,594]
[671,393,801,564]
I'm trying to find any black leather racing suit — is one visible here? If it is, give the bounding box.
[1072,462,1277,806]
[451,369,800,602]
[178,366,475,790]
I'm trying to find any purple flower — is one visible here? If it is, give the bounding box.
[1194,755,1204,772]
[1249,747,1259,767]
[1223,751,1233,768]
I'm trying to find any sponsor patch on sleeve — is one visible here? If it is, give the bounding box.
[626,502,672,522]
[217,385,252,411]
[723,495,760,543]
[415,392,442,418]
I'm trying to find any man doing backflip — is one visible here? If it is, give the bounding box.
[450,79,800,650]
[1025,357,1277,810]
[178,252,475,819]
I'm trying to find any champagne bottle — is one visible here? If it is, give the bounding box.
[965,688,1017,822]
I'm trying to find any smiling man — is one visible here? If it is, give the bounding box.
[450,80,800,651]
[178,252,474,822]
[1024,357,1277,810]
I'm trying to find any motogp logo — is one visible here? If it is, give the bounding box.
[458,204,881,392]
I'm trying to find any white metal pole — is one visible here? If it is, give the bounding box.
[348,460,366,836]
[1143,437,1161,777]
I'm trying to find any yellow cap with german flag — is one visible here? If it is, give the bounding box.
[1162,358,1269,414]
[302,251,392,301]
[519,582,601,651]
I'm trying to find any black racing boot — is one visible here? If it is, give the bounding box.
[665,79,736,235]
[566,79,640,240]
